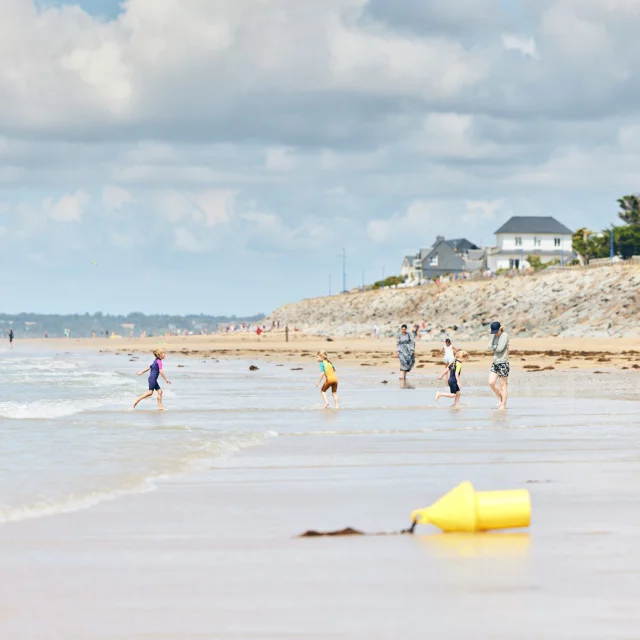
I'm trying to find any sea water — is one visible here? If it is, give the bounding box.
[0,349,280,523]
[1,347,637,526]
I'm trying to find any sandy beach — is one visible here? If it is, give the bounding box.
[0,345,639,638]
[23,332,640,373]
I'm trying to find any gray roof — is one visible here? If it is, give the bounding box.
[443,238,480,251]
[495,216,573,235]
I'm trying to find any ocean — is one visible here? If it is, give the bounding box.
[0,349,277,523]
[1,346,640,638]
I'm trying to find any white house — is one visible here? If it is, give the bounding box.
[400,253,424,281]
[487,216,574,271]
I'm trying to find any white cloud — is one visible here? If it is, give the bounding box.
[158,189,234,227]
[462,200,508,227]
[43,190,90,222]
[501,34,539,59]
[240,208,333,250]
[0,202,9,215]
[368,200,435,243]
[328,19,486,97]
[617,123,640,151]
[0,0,488,138]
[157,190,192,223]
[416,113,499,159]
[108,231,138,249]
[174,227,205,252]
[61,41,132,113]
[189,190,234,227]
[103,185,133,209]
[266,147,296,172]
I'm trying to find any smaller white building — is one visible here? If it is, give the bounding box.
[487,216,574,271]
[400,254,423,281]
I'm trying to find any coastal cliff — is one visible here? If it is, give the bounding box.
[268,265,640,340]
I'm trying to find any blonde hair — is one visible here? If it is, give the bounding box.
[317,351,329,360]
[153,348,164,359]
[457,350,468,359]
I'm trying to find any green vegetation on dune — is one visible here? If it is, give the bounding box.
[573,193,640,262]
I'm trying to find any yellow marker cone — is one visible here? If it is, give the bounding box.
[410,482,531,533]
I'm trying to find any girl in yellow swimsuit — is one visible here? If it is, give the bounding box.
[316,351,339,409]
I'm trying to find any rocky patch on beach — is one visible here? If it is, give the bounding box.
[267,265,640,339]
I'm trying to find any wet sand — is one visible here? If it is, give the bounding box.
[0,360,639,638]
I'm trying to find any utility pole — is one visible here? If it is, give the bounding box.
[610,225,614,263]
[454,241,459,280]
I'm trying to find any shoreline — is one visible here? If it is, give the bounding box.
[18,334,640,373]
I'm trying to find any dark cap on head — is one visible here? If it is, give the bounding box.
[490,321,501,334]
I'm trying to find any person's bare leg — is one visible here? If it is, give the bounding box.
[488,371,502,407]
[321,390,329,409]
[498,377,508,409]
[453,391,461,408]
[437,392,455,403]
[332,391,339,409]
[133,390,153,409]
[157,389,165,411]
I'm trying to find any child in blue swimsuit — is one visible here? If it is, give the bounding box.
[133,348,171,410]
[435,350,467,408]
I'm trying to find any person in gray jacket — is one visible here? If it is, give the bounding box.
[488,321,510,409]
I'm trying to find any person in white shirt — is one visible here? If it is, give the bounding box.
[442,338,458,365]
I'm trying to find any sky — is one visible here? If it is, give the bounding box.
[1,0,639,316]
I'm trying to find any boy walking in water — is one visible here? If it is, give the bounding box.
[316,351,339,409]
[134,348,171,410]
[488,321,510,410]
[436,351,467,407]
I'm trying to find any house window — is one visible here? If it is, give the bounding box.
[554,237,561,247]
[515,237,522,247]
[534,237,541,247]
[509,259,520,269]
[430,256,438,266]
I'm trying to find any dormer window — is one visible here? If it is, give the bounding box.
[534,237,541,247]
[554,237,561,247]
[515,237,522,247]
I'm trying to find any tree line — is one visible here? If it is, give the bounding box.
[573,195,640,262]
[0,312,265,339]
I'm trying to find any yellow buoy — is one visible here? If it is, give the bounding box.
[410,482,531,533]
